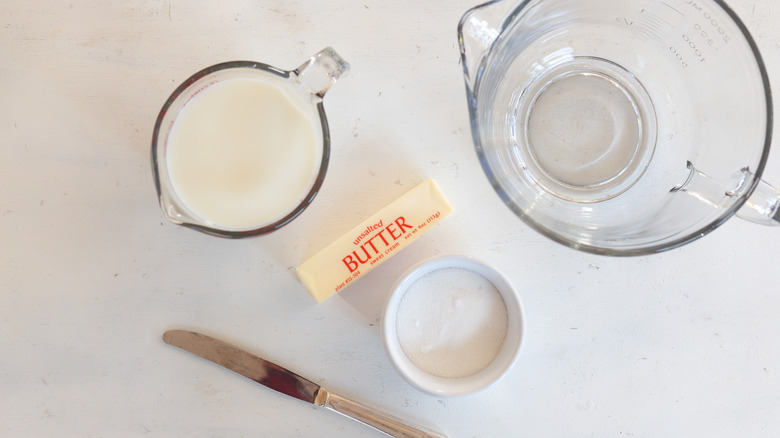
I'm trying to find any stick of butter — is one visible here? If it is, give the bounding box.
[297,179,453,302]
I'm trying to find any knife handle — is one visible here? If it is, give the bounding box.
[315,389,447,438]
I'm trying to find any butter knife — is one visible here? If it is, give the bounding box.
[162,330,446,438]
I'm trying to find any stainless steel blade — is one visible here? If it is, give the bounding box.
[162,329,320,404]
[163,329,447,438]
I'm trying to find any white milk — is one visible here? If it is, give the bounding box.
[166,75,321,229]
[396,267,508,378]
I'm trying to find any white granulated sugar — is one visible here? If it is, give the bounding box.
[396,267,508,378]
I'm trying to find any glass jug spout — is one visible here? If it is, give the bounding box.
[458,0,517,91]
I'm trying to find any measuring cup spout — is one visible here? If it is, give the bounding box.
[294,47,350,98]
[458,0,516,91]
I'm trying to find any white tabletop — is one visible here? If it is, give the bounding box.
[3,1,780,436]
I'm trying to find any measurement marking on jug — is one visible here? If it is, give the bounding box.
[660,2,686,17]
[642,12,667,30]
[681,34,707,63]
[617,9,666,41]
[689,24,718,50]
[638,28,661,41]
[684,1,730,44]
[669,46,688,69]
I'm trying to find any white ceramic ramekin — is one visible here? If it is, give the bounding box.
[381,255,524,397]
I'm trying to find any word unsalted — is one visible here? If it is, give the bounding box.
[296,179,453,302]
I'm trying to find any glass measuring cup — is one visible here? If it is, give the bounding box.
[459,0,778,255]
[152,48,349,238]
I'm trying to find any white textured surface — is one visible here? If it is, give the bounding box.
[2,1,780,437]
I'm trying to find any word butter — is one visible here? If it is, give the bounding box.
[297,179,453,302]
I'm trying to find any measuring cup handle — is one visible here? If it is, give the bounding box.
[737,178,780,226]
[673,162,779,226]
[294,47,350,98]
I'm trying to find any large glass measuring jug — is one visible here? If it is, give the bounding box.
[459,0,778,255]
[152,48,349,238]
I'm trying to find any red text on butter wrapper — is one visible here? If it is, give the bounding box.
[342,216,413,273]
[341,211,443,274]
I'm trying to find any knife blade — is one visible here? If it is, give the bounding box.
[163,330,446,438]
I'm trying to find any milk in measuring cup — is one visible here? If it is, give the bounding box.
[166,76,321,229]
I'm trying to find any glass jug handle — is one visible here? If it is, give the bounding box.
[738,179,780,226]
[294,47,350,98]
[457,0,516,90]
[673,162,780,226]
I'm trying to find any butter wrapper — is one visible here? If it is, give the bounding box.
[297,179,453,302]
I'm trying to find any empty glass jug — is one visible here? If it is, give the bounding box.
[459,0,778,255]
